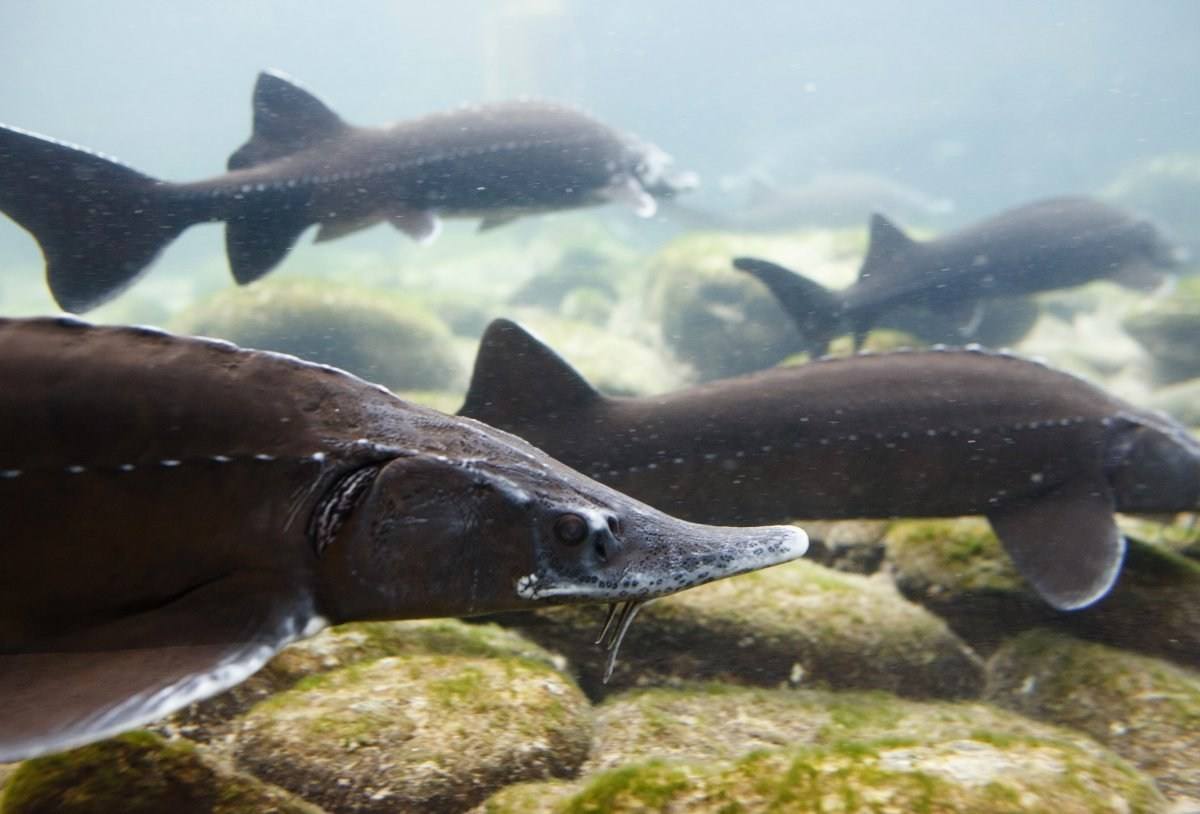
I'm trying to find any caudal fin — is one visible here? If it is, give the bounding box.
[0,125,187,312]
[732,256,843,356]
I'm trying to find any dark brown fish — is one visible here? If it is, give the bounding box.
[0,71,696,313]
[0,317,804,761]
[460,319,1200,613]
[735,196,1181,354]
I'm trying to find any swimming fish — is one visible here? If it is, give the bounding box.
[460,318,1200,614]
[0,317,805,761]
[0,70,696,313]
[734,196,1181,355]
[666,170,954,231]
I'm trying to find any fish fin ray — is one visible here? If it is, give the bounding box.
[460,319,600,426]
[226,209,311,284]
[228,71,347,171]
[0,125,186,312]
[859,212,918,282]
[987,479,1126,610]
[0,573,320,762]
[733,256,842,356]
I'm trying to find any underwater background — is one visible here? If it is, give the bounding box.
[2,2,1200,812]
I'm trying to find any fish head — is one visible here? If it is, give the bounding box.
[624,138,699,201]
[1133,219,1187,268]
[1107,414,1200,512]
[315,433,806,623]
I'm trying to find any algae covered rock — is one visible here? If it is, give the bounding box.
[231,628,591,814]
[172,278,462,391]
[886,518,1200,667]
[643,232,815,379]
[167,619,568,744]
[0,731,321,814]
[482,730,1164,814]
[986,629,1200,800]
[1124,277,1200,385]
[498,559,983,700]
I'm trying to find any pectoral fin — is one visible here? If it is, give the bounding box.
[315,213,385,242]
[987,479,1126,611]
[0,573,321,762]
[389,210,442,243]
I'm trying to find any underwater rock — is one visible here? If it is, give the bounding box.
[643,233,820,379]
[0,731,321,814]
[986,629,1200,801]
[885,519,1200,668]
[798,519,889,574]
[172,278,463,392]
[1124,277,1200,385]
[230,628,591,814]
[492,560,983,701]
[166,620,565,745]
[506,247,621,309]
[479,687,1166,813]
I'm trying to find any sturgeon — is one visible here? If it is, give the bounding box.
[460,319,1200,614]
[734,196,1181,355]
[0,71,696,313]
[0,317,805,761]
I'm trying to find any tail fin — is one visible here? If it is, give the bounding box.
[732,256,843,356]
[0,125,186,312]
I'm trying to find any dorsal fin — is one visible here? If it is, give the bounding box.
[858,212,918,281]
[459,319,600,426]
[228,71,347,171]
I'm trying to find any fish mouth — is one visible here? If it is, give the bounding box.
[518,521,807,680]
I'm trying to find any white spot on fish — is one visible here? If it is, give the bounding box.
[160,460,181,468]
[311,452,327,463]
[255,454,276,462]
[212,455,232,463]
[119,464,135,473]
[1030,472,1044,484]
[67,465,85,474]
[1,469,21,479]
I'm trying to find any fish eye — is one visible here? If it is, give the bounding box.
[553,513,589,546]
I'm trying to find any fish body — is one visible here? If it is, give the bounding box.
[0,71,695,312]
[735,196,1180,355]
[0,317,803,761]
[460,319,1200,613]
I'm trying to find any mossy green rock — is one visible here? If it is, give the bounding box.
[1149,377,1200,425]
[1124,277,1200,384]
[498,560,983,701]
[0,732,321,814]
[886,519,1200,667]
[172,278,462,391]
[642,232,815,379]
[232,642,591,813]
[169,619,565,744]
[986,629,1200,800]
[481,689,1165,814]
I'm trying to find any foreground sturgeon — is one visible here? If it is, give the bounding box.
[461,319,1200,614]
[734,196,1181,355]
[0,71,695,313]
[0,317,804,761]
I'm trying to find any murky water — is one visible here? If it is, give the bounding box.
[1,2,1198,811]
